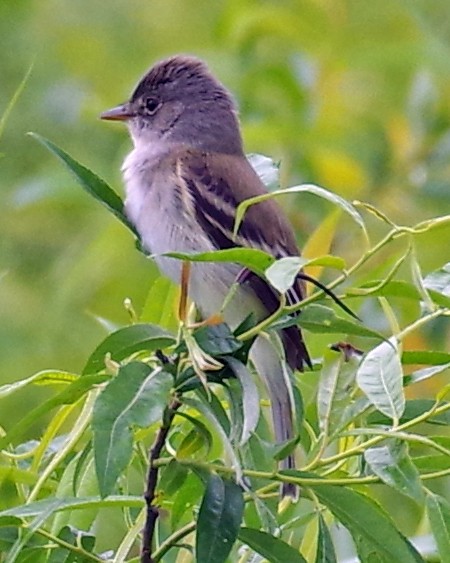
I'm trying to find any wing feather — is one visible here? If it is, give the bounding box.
[178,150,311,370]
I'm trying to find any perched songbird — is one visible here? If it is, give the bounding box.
[101,55,310,496]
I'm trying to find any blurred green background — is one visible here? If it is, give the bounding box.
[1,0,450,433]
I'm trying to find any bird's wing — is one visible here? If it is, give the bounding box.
[175,149,311,370]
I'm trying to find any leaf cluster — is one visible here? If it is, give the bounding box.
[0,141,449,562]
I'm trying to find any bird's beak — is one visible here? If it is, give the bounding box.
[100,103,134,121]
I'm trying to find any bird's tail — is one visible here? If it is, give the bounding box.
[250,334,298,498]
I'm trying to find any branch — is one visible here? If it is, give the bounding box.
[141,397,181,563]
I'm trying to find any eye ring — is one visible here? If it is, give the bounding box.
[144,97,160,114]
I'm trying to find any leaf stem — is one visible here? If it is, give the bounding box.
[152,521,196,562]
[311,401,450,469]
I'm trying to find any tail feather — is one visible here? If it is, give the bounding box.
[250,334,298,498]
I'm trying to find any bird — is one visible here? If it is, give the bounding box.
[101,55,311,497]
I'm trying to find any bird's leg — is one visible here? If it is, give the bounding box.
[178,260,223,328]
[178,260,191,324]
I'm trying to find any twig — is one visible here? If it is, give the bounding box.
[141,397,181,563]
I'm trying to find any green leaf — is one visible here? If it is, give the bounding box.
[364,440,424,504]
[171,472,204,529]
[194,323,243,356]
[83,324,175,374]
[177,429,209,459]
[317,348,360,435]
[29,133,137,235]
[332,396,371,437]
[404,362,450,386]
[0,374,107,450]
[235,183,367,240]
[0,496,143,519]
[163,247,274,278]
[310,483,424,563]
[238,527,307,563]
[158,460,189,498]
[175,411,213,458]
[294,304,384,339]
[224,357,260,445]
[140,275,179,330]
[1,63,33,140]
[426,493,450,563]
[92,362,173,497]
[265,256,308,293]
[357,338,405,421]
[315,513,337,563]
[265,256,346,294]
[413,454,450,472]
[402,350,450,366]
[196,474,244,563]
[349,280,421,300]
[182,396,240,479]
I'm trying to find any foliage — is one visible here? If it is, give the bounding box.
[0,146,449,561]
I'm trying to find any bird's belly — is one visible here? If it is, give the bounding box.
[125,180,262,325]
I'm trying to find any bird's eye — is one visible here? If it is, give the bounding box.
[144,97,160,114]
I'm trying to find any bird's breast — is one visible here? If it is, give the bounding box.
[122,146,246,319]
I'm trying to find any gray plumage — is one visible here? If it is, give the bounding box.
[101,55,310,497]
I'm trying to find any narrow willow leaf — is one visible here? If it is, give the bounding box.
[182,396,240,480]
[175,411,213,458]
[1,63,33,140]
[177,429,209,459]
[332,396,371,437]
[317,349,359,434]
[404,362,450,386]
[411,252,435,312]
[93,362,173,497]
[194,323,243,356]
[349,279,422,300]
[307,255,346,270]
[402,350,450,366]
[238,527,307,563]
[158,460,189,498]
[235,183,367,240]
[357,338,405,420]
[265,256,346,295]
[225,357,260,445]
[0,374,106,450]
[171,471,204,529]
[0,370,78,398]
[83,324,175,374]
[310,483,424,563]
[364,440,424,504]
[163,247,274,277]
[426,493,450,563]
[140,275,179,330]
[6,499,57,563]
[316,513,337,563]
[29,133,137,235]
[413,454,450,472]
[265,256,307,293]
[0,496,143,519]
[196,474,244,563]
[295,304,384,340]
